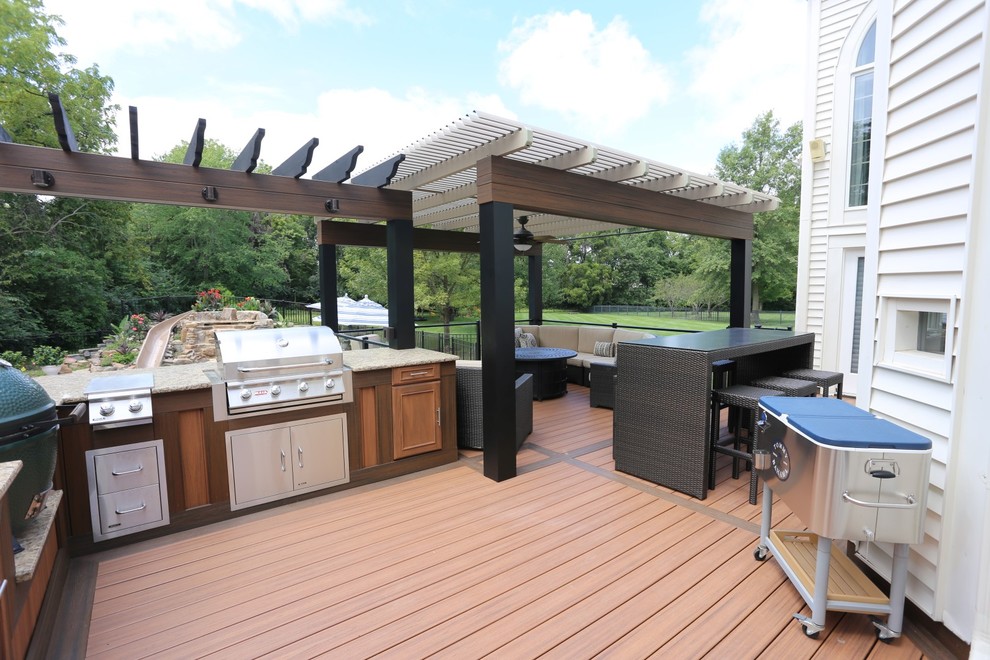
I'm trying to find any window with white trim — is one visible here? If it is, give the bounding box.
[879,297,954,381]
[848,21,876,207]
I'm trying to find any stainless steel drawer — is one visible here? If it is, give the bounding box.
[93,445,160,494]
[96,484,164,535]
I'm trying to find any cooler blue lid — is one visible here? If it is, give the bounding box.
[788,415,932,450]
[759,396,874,418]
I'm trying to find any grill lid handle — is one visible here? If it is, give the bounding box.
[237,358,335,373]
[0,401,87,445]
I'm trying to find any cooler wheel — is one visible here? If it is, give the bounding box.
[754,545,768,561]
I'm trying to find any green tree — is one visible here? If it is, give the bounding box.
[414,251,480,325]
[0,0,117,152]
[694,111,802,324]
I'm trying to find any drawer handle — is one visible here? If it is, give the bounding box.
[280,449,286,472]
[115,502,147,515]
[842,491,917,509]
[407,370,431,377]
[297,445,304,469]
[111,465,144,476]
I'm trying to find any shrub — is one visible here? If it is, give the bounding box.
[31,344,65,367]
[1,350,28,369]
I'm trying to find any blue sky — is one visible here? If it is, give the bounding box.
[43,0,807,177]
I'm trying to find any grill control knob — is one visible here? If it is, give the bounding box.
[128,400,144,413]
[99,403,116,417]
[298,381,309,392]
[270,384,281,397]
[325,378,336,390]
[240,389,252,400]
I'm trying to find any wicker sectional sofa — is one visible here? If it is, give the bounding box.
[515,325,655,386]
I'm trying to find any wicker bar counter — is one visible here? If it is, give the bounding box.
[613,328,814,499]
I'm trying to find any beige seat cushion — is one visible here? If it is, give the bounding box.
[537,325,580,351]
[577,326,616,354]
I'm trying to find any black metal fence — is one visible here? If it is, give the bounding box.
[590,305,795,326]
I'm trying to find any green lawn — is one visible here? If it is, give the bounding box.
[414,309,795,335]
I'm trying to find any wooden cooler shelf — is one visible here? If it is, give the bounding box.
[769,530,888,610]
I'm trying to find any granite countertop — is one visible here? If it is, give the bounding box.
[0,460,22,502]
[33,348,456,404]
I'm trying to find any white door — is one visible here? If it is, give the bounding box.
[837,249,865,396]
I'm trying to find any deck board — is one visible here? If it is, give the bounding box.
[65,382,931,659]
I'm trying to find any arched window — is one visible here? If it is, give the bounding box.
[849,21,876,207]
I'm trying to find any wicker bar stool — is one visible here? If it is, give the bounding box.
[782,368,844,398]
[710,384,783,504]
[711,359,737,434]
[749,375,818,399]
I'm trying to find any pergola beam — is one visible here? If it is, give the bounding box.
[0,141,410,220]
[476,156,753,240]
[317,219,490,253]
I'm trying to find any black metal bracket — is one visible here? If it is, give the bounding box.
[31,169,55,188]
[312,145,364,183]
[183,118,207,166]
[231,128,265,173]
[48,93,79,152]
[202,186,219,201]
[272,138,319,178]
[350,154,405,188]
[129,106,139,160]
[324,199,340,213]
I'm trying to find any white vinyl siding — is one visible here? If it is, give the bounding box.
[860,0,986,626]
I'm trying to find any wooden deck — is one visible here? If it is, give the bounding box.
[49,384,944,658]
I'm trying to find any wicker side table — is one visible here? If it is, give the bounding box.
[589,362,616,409]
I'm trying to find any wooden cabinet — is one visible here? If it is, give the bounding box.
[225,413,348,510]
[391,365,442,460]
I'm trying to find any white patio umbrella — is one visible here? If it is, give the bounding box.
[307,295,389,327]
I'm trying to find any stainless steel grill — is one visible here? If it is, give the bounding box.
[213,326,352,420]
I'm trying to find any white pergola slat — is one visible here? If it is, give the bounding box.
[356,111,778,236]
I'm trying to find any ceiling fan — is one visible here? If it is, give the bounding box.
[513,216,567,252]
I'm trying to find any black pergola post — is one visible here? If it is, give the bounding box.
[528,252,543,325]
[386,219,415,348]
[479,200,517,481]
[729,238,752,328]
[317,243,339,331]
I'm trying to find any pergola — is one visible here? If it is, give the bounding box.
[0,102,777,482]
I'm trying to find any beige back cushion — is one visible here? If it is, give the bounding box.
[537,325,580,351]
[613,328,652,344]
[577,326,616,354]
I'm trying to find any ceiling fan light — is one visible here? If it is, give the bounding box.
[514,242,533,252]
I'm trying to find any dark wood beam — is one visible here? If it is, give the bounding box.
[312,146,364,184]
[272,138,318,178]
[128,106,139,160]
[476,156,753,241]
[183,118,206,166]
[317,220,482,252]
[231,129,265,173]
[48,94,78,152]
[351,154,405,188]
[0,142,411,220]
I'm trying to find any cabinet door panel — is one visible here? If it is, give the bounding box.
[290,417,348,490]
[228,427,293,504]
[392,381,442,459]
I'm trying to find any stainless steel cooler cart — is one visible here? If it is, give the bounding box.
[753,396,932,641]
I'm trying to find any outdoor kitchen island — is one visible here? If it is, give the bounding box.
[36,346,457,555]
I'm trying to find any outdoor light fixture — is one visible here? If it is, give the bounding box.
[513,216,535,252]
[514,242,533,253]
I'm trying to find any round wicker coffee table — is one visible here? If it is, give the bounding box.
[514,347,577,400]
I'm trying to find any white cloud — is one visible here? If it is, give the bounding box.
[43,0,371,63]
[497,11,671,136]
[686,0,807,144]
[112,87,511,172]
